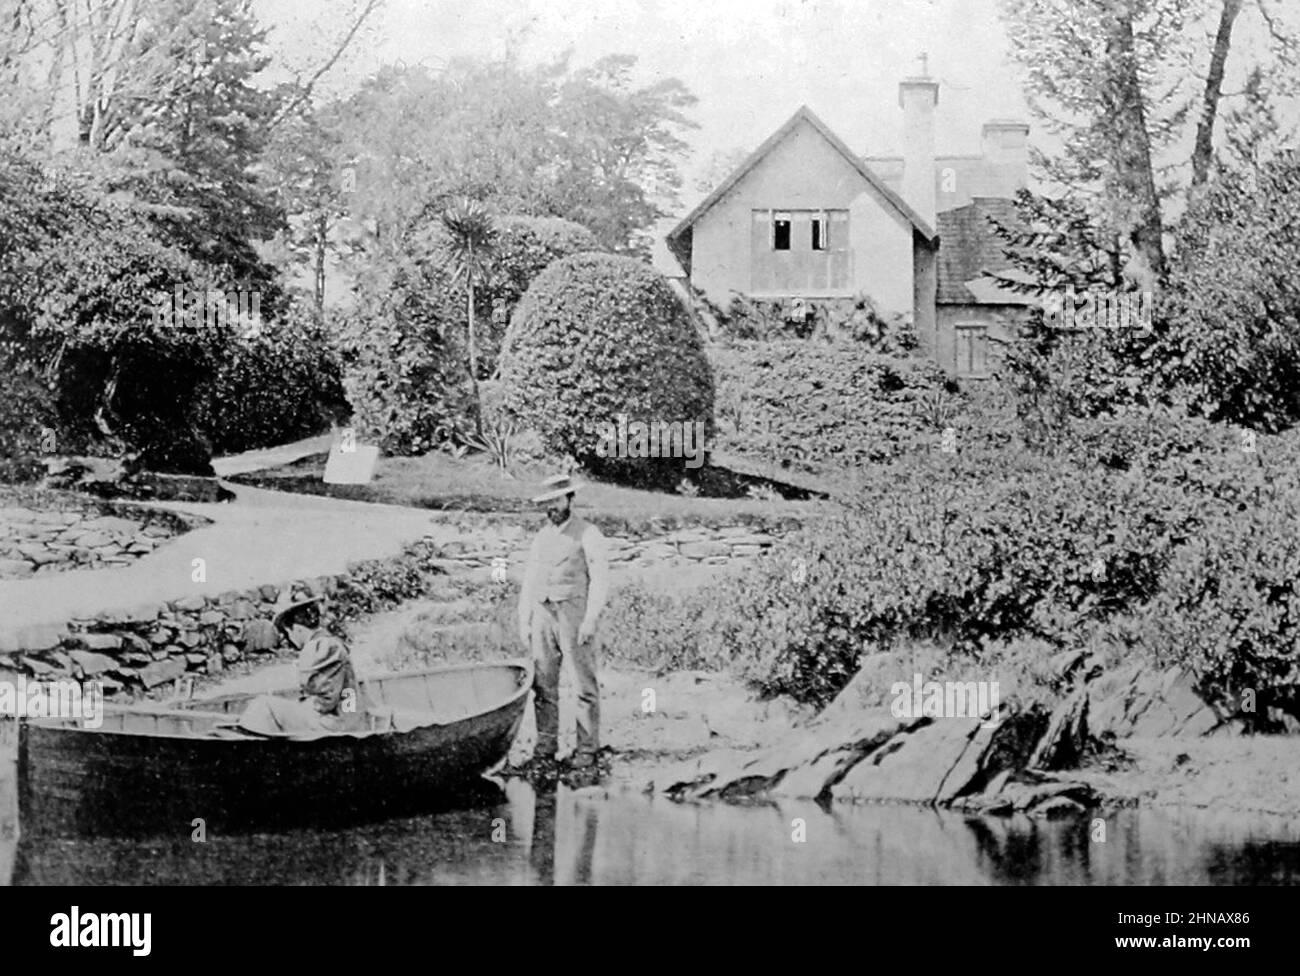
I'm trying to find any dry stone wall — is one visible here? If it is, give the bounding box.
[0,491,204,580]
[1,576,340,699]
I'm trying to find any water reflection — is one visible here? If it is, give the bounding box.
[4,768,1300,885]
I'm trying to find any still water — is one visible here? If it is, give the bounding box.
[4,772,1300,885]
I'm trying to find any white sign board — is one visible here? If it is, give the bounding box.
[323,443,379,484]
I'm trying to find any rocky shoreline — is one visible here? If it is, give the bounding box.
[631,649,1299,820]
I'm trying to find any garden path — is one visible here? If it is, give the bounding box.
[0,482,445,653]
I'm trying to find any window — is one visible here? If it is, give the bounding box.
[751,209,850,292]
[955,324,989,376]
[772,213,791,251]
[811,213,828,251]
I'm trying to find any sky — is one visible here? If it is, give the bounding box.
[253,0,1032,186]
[249,0,1300,273]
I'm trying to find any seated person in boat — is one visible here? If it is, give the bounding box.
[236,596,368,736]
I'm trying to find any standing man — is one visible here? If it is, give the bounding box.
[518,473,609,773]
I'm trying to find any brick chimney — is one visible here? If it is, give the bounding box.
[899,68,939,228]
[981,119,1030,196]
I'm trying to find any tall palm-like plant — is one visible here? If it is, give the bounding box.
[439,197,498,434]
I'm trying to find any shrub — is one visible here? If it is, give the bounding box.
[596,567,750,673]
[711,340,962,470]
[0,365,58,483]
[1122,494,1300,727]
[715,292,919,349]
[477,216,599,373]
[338,270,475,456]
[193,305,348,455]
[701,448,1191,706]
[0,151,220,473]
[498,252,715,485]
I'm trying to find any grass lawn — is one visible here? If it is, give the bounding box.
[228,449,838,528]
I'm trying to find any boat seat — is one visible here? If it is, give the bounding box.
[367,705,437,732]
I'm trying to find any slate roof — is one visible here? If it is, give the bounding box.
[936,197,1033,305]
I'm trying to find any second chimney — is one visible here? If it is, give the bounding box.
[981,119,1030,197]
[899,73,939,228]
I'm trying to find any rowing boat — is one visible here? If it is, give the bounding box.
[17,659,533,837]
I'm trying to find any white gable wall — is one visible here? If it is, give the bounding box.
[689,116,915,317]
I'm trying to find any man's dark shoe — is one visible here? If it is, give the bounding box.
[500,753,562,783]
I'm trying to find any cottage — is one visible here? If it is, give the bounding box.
[666,68,1035,376]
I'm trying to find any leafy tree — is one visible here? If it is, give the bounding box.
[999,0,1191,284]
[262,103,354,322]
[1150,150,1300,430]
[330,53,696,259]
[479,216,600,373]
[0,147,216,472]
[99,0,286,297]
[547,54,698,257]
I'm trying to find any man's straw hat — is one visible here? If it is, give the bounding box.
[531,472,582,503]
[271,594,324,632]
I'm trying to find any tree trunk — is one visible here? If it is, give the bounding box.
[1192,0,1244,188]
[1103,1,1167,285]
[467,251,482,437]
[314,214,327,324]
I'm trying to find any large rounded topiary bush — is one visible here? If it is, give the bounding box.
[499,252,714,485]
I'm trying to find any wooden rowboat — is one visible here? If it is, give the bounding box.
[18,659,533,837]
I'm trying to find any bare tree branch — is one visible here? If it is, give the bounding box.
[267,0,381,132]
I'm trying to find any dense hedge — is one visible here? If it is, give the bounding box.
[701,448,1189,705]
[499,252,714,484]
[193,307,348,455]
[711,341,963,471]
[0,365,58,482]
[711,291,919,349]
[632,405,1300,717]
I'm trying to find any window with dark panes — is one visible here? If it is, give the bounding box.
[772,213,791,251]
[811,214,828,251]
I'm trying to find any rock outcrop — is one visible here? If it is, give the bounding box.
[651,699,1098,816]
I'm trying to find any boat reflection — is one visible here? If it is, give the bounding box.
[6,773,1300,886]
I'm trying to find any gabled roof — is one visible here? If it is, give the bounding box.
[666,105,938,267]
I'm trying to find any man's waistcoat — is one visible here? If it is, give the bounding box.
[537,516,590,603]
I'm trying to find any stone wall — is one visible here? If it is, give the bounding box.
[2,575,341,699]
[430,521,794,577]
[0,490,206,580]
